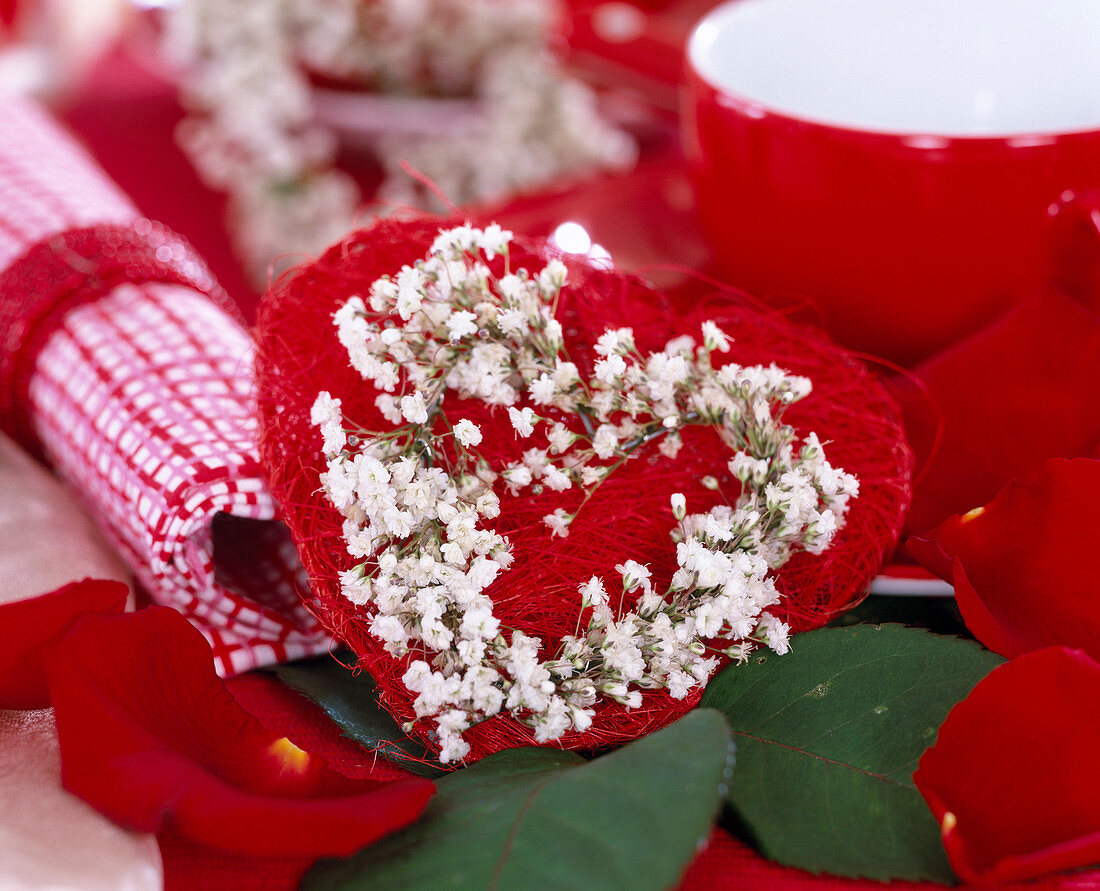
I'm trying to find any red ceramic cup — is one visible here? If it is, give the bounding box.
[684,0,1100,364]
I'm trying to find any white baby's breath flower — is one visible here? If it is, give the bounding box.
[542,464,572,491]
[547,422,575,454]
[431,225,478,258]
[570,705,594,733]
[311,392,346,455]
[595,327,634,356]
[701,320,732,353]
[508,406,537,438]
[498,274,524,301]
[593,353,626,384]
[371,613,409,644]
[580,464,606,486]
[453,419,482,447]
[729,452,770,485]
[537,258,568,294]
[367,279,396,311]
[670,493,687,521]
[543,508,572,538]
[543,319,564,349]
[757,612,791,655]
[521,448,549,474]
[592,424,619,460]
[400,392,429,424]
[311,391,342,427]
[375,394,403,425]
[339,568,373,606]
[438,730,471,764]
[477,223,513,259]
[475,492,501,519]
[579,576,607,608]
[395,271,424,320]
[553,360,579,389]
[658,432,682,460]
[616,560,651,593]
[498,308,528,337]
[529,374,556,405]
[446,310,479,341]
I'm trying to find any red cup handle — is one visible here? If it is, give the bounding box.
[1049,189,1100,313]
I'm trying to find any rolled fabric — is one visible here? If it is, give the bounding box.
[0,95,328,674]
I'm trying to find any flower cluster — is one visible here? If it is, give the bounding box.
[166,0,360,283]
[166,0,634,283]
[313,225,858,761]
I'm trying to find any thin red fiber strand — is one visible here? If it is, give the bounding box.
[398,162,460,215]
[253,216,912,762]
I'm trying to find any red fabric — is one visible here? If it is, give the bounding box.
[907,458,1100,661]
[0,95,135,261]
[914,648,1100,885]
[0,578,127,709]
[44,606,434,857]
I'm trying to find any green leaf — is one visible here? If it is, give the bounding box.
[269,656,445,778]
[700,623,1003,883]
[303,709,734,891]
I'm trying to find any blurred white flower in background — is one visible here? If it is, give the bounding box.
[165,0,636,284]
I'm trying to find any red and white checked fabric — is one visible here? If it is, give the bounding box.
[0,96,134,268]
[0,95,330,674]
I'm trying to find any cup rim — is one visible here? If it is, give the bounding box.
[687,0,1100,144]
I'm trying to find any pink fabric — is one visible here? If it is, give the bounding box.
[0,94,329,674]
[0,96,134,266]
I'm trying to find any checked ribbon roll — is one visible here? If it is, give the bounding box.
[0,95,329,674]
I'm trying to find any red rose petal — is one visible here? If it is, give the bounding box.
[892,291,1100,533]
[679,825,1100,890]
[44,606,434,857]
[914,647,1100,885]
[907,458,1100,660]
[0,578,127,709]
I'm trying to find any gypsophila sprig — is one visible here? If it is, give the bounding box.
[167,0,634,283]
[312,224,859,762]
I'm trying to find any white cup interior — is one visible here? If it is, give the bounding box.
[689,0,1100,137]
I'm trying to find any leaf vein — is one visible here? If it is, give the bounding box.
[735,730,915,789]
[487,773,561,890]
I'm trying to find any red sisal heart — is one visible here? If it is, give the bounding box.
[254,216,912,761]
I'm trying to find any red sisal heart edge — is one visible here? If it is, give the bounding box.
[253,215,912,761]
